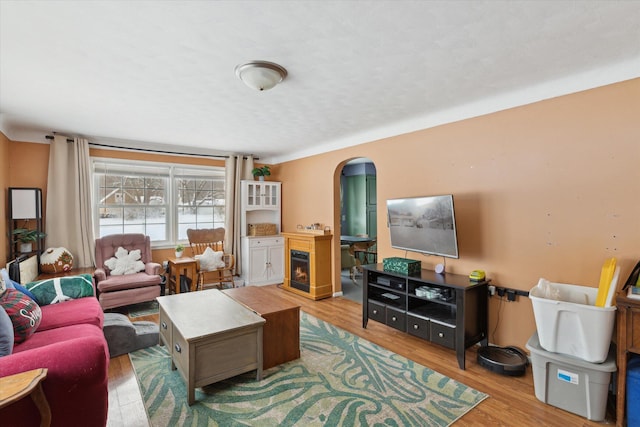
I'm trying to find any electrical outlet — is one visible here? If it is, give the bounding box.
[488,285,496,296]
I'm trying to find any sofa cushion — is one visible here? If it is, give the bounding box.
[37,296,104,331]
[96,271,161,293]
[0,288,42,344]
[0,304,14,356]
[98,285,161,311]
[12,322,103,354]
[25,274,95,306]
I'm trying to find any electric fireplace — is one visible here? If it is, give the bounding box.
[290,250,310,293]
[282,232,333,300]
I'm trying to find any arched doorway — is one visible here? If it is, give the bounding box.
[338,158,377,303]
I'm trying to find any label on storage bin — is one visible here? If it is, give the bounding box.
[557,368,579,385]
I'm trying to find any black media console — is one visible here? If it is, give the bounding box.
[362,264,489,369]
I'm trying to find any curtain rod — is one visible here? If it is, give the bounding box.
[44,135,257,160]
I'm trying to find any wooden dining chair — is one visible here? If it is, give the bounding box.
[186,228,235,290]
[351,235,377,274]
[341,244,358,281]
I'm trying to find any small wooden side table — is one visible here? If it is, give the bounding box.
[167,257,198,294]
[0,368,51,427]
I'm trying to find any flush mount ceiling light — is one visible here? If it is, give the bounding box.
[235,61,288,91]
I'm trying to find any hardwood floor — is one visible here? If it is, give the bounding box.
[107,285,614,426]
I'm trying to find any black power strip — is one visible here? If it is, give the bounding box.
[496,287,529,301]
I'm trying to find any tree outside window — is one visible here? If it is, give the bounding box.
[93,160,224,246]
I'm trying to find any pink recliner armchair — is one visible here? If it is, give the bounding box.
[94,233,162,310]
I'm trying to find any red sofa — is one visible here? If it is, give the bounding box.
[0,293,109,427]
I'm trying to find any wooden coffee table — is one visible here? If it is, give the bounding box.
[223,286,300,369]
[157,289,265,405]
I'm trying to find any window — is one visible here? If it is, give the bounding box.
[175,168,226,240]
[93,159,225,246]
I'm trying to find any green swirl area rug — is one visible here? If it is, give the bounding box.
[130,312,488,426]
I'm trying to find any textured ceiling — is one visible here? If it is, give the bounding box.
[1,1,639,163]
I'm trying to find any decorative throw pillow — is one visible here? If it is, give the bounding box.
[0,288,42,344]
[0,305,14,356]
[25,274,94,306]
[1,267,10,286]
[104,246,145,275]
[1,268,12,295]
[40,247,74,274]
[1,267,37,300]
[195,247,226,271]
[13,282,38,301]
[0,273,6,297]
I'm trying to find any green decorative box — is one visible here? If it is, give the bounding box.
[383,257,421,275]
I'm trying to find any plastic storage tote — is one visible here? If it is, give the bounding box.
[529,281,616,363]
[526,332,616,421]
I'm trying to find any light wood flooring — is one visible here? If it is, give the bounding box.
[107,284,615,426]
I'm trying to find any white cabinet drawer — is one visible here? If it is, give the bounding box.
[248,237,283,248]
[172,327,189,374]
[159,306,172,348]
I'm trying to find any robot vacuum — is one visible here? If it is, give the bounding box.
[477,345,528,376]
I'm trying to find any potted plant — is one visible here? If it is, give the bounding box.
[175,244,185,258]
[251,165,271,181]
[12,228,46,253]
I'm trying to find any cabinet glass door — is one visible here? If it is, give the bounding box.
[246,183,259,207]
[263,183,279,208]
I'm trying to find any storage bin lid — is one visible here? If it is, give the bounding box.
[526,332,617,372]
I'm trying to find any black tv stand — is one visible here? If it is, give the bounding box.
[363,264,488,370]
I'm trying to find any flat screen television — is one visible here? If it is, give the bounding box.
[386,194,459,258]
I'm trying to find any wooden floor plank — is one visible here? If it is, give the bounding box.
[107,284,615,426]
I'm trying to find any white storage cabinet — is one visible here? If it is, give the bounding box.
[242,236,284,286]
[240,180,283,286]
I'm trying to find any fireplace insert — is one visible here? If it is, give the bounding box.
[290,250,310,293]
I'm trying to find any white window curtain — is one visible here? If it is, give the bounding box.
[45,135,95,267]
[225,155,254,276]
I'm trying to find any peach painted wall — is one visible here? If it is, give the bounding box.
[1,139,50,266]
[8,141,51,239]
[278,78,640,348]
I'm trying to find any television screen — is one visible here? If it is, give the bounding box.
[387,194,459,258]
